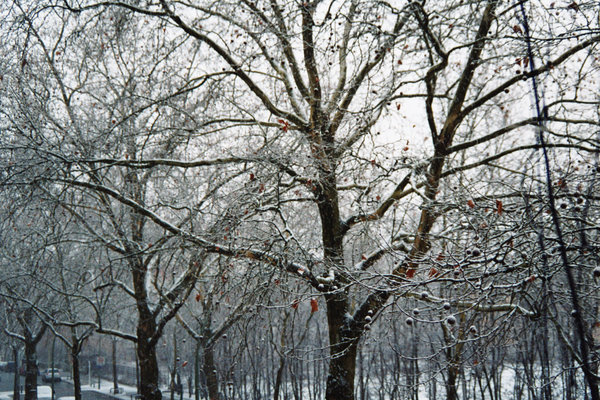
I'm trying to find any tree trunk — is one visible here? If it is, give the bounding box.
[325,293,358,400]
[24,340,38,400]
[170,330,176,400]
[203,342,219,400]
[325,342,358,400]
[446,365,459,400]
[132,257,162,400]
[51,336,56,400]
[194,342,200,400]
[71,348,82,400]
[13,346,20,400]
[137,321,162,400]
[112,339,119,393]
[273,355,285,400]
[315,171,362,400]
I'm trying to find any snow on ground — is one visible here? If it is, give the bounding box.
[0,386,54,400]
[0,364,590,400]
[0,379,180,400]
[78,379,198,400]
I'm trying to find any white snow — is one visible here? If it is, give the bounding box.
[316,269,335,283]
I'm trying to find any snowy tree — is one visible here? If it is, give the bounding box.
[0,203,51,400]
[0,3,234,399]
[1,1,599,399]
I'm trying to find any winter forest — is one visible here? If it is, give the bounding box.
[0,1,599,400]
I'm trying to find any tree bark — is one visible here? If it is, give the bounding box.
[71,348,82,400]
[13,346,20,400]
[194,342,200,400]
[445,365,459,400]
[314,136,359,400]
[112,339,119,393]
[273,356,285,400]
[325,293,358,400]
[137,323,162,400]
[325,339,358,400]
[132,252,162,400]
[24,339,39,400]
[134,264,162,400]
[202,341,219,400]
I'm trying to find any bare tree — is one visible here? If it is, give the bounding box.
[0,3,231,399]
[2,1,600,399]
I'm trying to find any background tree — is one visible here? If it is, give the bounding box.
[0,2,235,399]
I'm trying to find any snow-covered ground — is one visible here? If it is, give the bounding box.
[0,364,590,400]
[0,386,55,400]
[0,379,160,400]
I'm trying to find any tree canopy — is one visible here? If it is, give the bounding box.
[1,1,599,399]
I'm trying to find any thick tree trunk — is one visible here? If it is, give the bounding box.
[131,254,162,400]
[325,293,358,400]
[24,340,38,400]
[325,343,358,400]
[137,321,162,400]
[203,342,219,400]
[313,153,362,400]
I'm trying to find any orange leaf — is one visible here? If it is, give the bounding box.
[428,267,439,278]
[291,299,299,309]
[195,293,202,302]
[310,298,319,313]
[405,268,416,279]
[278,119,290,132]
[496,200,503,215]
[467,200,475,208]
